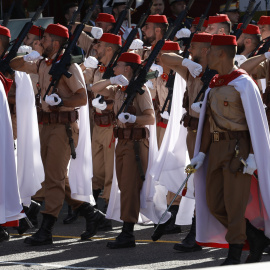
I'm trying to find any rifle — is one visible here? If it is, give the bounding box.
[111,0,134,35]
[241,0,256,24]
[1,1,15,27]
[234,1,261,40]
[67,0,85,33]
[0,0,49,75]
[43,0,98,101]
[182,0,212,59]
[102,1,153,80]
[116,0,195,118]
[220,0,234,14]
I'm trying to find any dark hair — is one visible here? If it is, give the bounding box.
[0,35,11,52]
[218,21,231,35]
[245,33,261,47]
[154,22,169,36]
[104,42,121,54]
[49,34,68,47]
[63,2,78,15]
[125,62,140,73]
[220,45,236,59]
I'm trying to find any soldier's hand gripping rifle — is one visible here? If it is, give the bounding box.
[111,0,134,35]
[43,0,98,101]
[161,2,211,116]
[234,1,261,40]
[102,1,153,80]
[116,0,195,118]
[0,0,48,75]
[1,1,15,27]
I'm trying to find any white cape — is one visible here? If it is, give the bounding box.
[106,87,171,224]
[15,71,44,207]
[149,73,195,225]
[0,79,24,223]
[194,74,270,246]
[69,65,95,205]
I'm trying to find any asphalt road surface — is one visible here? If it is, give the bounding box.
[1,201,270,270]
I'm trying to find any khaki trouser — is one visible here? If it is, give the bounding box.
[186,128,197,159]
[91,124,115,203]
[206,137,251,244]
[116,139,149,223]
[156,125,166,149]
[11,113,17,140]
[40,122,83,217]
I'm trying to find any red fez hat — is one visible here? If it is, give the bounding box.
[192,17,208,28]
[211,34,237,46]
[0,26,11,38]
[191,33,213,43]
[146,15,168,24]
[208,15,230,25]
[161,41,180,51]
[258,16,270,25]
[99,33,122,45]
[117,52,141,64]
[96,13,116,23]
[29,25,43,37]
[45,24,69,38]
[237,23,260,35]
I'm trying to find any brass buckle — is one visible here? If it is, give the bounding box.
[213,131,219,142]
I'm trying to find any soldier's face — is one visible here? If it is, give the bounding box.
[93,41,107,62]
[142,22,156,46]
[151,0,165,15]
[205,23,219,35]
[189,42,203,63]
[40,33,54,57]
[23,33,37,47]
[96,22,114,33]
[113,61,128,76]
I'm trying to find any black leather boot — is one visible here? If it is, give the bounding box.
[221,244,243,265]
[107,222,136,249]
[24,213,57,246]
[63,205,79,224]
[245,219,270,263]
[16,200,41,234]
[151,216,173,241]
[164,205,181,235]
[0,227,10,242]
[97,201,112,231]
[78,202,106,240]
[93,189,101,208]
[173,217,202,252]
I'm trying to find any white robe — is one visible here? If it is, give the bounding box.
[0,79,24,223]
[194,73,270,247]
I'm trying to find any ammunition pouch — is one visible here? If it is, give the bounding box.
[180,112,199,130]
[94,111,115,127]
[38,110,78,124]
[182,89,189,110]
[113,127,150,141]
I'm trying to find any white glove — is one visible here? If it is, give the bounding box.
[123,27,132,40]
[91,26,103,39]
[191,101,203,114]
[92,95,107,110]
[182,58,202,78]
[83,56,99,68]
[110,74,129,86]
[160,111,170,120]
[264,52,270,60]
[18,45,32,54]
[145,80,154,89]
[23,51,43,62]
[150,64,163,77]
[243,154,257,175]
[45,93,63,106]
[118,112,136,123]
[190,152,206,170]
[175,28,191,39]
[130,39,144,50]
[235,54,247,66]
